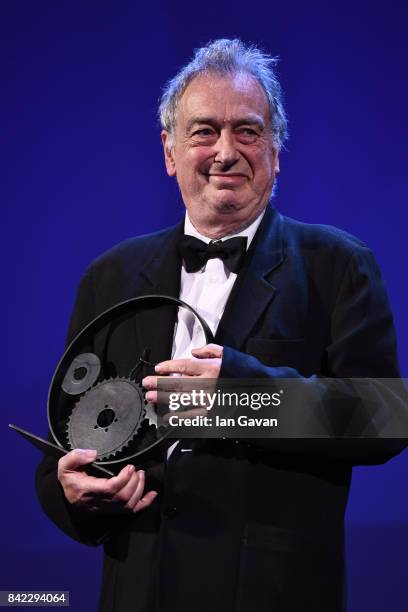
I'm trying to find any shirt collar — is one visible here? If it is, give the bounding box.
[183,208,266,250]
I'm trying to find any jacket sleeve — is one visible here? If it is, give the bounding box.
[219,246,408,465]
[35,267,118,545]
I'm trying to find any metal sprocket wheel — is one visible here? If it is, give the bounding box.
[66,377,145,459]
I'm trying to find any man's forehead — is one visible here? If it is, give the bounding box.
[177,72,270,125]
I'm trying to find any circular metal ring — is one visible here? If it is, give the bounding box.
[47,294,214,467]
[61,352,101,395]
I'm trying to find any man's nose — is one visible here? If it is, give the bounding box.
[213,129,239,166]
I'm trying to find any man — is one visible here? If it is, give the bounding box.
[36,39,405,612]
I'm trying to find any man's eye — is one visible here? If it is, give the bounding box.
[238,128,257,136]
[235,127,260,143]
[192,128,214,137]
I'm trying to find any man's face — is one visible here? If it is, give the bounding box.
[161,72,280,237]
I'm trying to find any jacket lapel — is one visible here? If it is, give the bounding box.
[215,205,285,350]
[129,204,285,362]
[132,222,184,366]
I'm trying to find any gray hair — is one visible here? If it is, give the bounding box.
[159,38,288,150]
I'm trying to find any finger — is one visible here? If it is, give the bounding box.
[112,468,142,506]
[155,359,201,376]
[142,375,158,389]
[145,390,158,403]
[132,490,158,513]
[148,376,194,403]
[142,375,175,390]
[103,465,138,497]
[87,464,137,499]
[126,470,146,509]
[59,448,98,473]
[191,344,223,359]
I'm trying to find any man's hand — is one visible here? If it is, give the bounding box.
[143,343,223,403]
[58,449,158,514]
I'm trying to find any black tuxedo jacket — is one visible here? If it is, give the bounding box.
[36,205,406,612]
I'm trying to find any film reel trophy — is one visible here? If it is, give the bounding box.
[10,295,214,476]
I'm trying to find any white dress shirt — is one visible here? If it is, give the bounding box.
[172,209,265,359]
[166,209,265,458]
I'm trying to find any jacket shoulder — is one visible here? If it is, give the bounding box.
[72,223,182,313]
[281,214,368,256]
[90,224,181,273]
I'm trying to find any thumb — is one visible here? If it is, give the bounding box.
[191,344,223,359]
[59,448,98,472]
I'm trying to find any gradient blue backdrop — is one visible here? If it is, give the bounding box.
[2,1,407,610]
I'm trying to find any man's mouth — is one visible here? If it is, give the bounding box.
[207,173,247,185]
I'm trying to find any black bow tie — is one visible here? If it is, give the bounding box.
[178,235,248,273]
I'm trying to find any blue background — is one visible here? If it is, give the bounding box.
[2,1,407,610]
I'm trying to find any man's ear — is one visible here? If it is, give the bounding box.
[161,130,176,176]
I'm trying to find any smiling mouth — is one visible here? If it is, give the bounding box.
[209,173,246,177]
[207,174,247,183]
